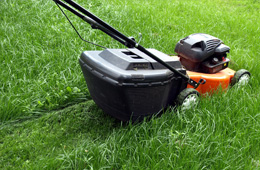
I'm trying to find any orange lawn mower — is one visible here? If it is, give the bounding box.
[52,0,251,122]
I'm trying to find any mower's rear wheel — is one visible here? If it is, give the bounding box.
[231,69,251,87]
[176,88,200,110]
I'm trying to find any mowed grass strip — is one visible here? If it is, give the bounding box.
[0,87,259,169]
[0,0,260,169]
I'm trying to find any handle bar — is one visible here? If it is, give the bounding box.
[53,0,203,88]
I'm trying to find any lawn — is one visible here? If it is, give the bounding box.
[0,0,260,169]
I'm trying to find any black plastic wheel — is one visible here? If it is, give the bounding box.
[176,88,200,110]
[231,69,251,87]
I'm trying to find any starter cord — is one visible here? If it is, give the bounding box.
[54,1,107,49]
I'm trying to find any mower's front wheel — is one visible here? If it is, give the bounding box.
[231,69,251,87]
[176,88,200,110]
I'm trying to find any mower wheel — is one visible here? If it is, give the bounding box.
[176,88,200,110]
[231,69,250,87]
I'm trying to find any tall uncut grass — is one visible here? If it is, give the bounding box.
[0,0,260,169]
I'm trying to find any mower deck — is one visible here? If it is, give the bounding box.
[187,68,235,94]
[171,56,235,95]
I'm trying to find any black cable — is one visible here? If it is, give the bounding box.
[54,1,107,49]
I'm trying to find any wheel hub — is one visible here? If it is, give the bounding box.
[182,94,199,110]
[238,74,250,86]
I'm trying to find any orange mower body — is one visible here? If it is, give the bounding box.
[186,68,235,94]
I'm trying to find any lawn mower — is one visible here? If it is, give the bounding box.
[52,0,251,122]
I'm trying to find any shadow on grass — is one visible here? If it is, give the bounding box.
[0,100,125,169]
[0,100,123,145]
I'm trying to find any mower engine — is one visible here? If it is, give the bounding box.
[175,33,230,73]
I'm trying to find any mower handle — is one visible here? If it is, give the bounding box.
[53,0,202,88]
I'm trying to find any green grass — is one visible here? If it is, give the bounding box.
[1,0,260,169]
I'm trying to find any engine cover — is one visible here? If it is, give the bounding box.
[175,33,230,73]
